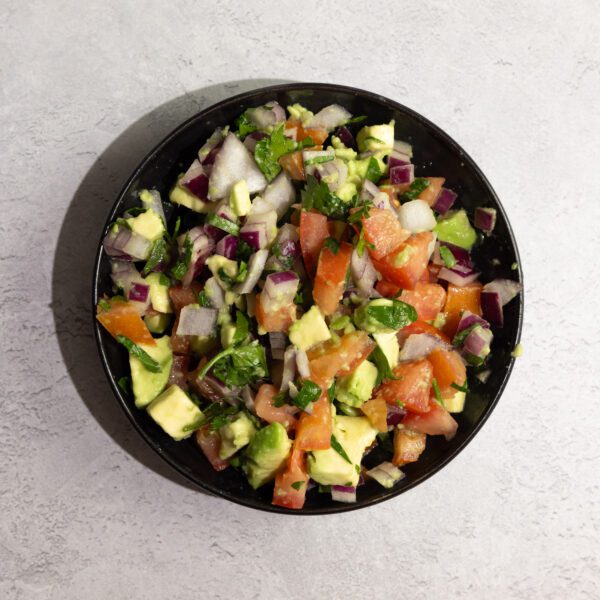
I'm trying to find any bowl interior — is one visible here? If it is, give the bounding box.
[93,83,523,514]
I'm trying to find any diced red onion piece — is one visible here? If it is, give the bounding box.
[303,149,335,178]
[110,260,142,292]
[433,188,457,215]
[243,131,267,153]
[483,279,522,306]
[360,179,380,201]
[389,164,415,185]
[388,151,411,169]
[480,290,503,327]
[261,271,299,312]
[398,199,436,232]
[276,223,299,245]
[305,104,352,132]
[233,249,269,294]
[240,223,268,251]
[216,235,238,259]
[474,207,497,233]
[438,266,480,287]
[128,282,149,303]
[204,375,240,404]
[366,461,405,489]
[334,126,355,148]
[399,333,449,362]
[178,227,215,287]
[103,227,151,261]
[393,140,413,157]
[180,159,209,200]
[456,310,490,334]
[386,403,407,427]
[331,485,357,503]
[295,349,310,379]
[248,101,285,130]
[463,326,493,358]
[432,241,473,268]
[198,128,225,163]
[168,355,190,391]
[176,305,218,337]
[351,248,378,295]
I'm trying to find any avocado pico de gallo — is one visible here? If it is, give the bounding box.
[96,100,521,509]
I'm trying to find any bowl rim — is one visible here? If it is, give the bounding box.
[92,82,524,515]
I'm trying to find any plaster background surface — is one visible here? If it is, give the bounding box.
[1,1,599,598]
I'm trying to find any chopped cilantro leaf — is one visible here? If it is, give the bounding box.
[324,237,341,254]
[439,245,457,268]
[254,123,297,181]
[116,335,161,373]
[171,234,192,280]
[330,434,352,464]
[366,300,417,330]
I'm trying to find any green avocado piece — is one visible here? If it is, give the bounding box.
[218,412,257,460]
[373,332,400,369]
[288,305,331,351]
[146,384,204,441]
[144,312,171,334]
[307,416,377,487]
[145,272,173,314]
[170,180,208,213]
[130,335,173,408]
[243,423,292,489]
[229,179,251,217]
[444,390,466,413]
[353,298,396,334]
[206,255,239,290]
[336,360,378,408]
[125,209,165,242]
[434,209,477,250]
[356,122,395,153]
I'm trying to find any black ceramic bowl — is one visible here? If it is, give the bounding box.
[93,83,523,514]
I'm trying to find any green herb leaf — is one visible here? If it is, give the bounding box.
[364,136,384,144]
[272,243,295,269]
[327,380,336,403]
[218,261,247,286]
[293,380,322,411]
[296,136,315,150]
[114,217,132,230]
[432,377,445,407]
[291,480,305,491]
[234,110,258,139]
[171,216,181,241]
[206,213,240,236]
[304,154,335,166]
[143,238,170,275]
[324,237,341,255]
[98,298,111,312]
[365,157,382,183]
[232,311,250,346]
[254,123,297,181]
[344,115,367,125]
[301,175,355,220]
[348,199,373,225]
[355,227,375,257]
[171,234,192,281]
[377,431,394,453]
[116,335,161,373]
[330,434,352,464]
[196,289,211,308]
[235,238,253,262]
[439,245,457,268]
[370,345,400,386]
[159,273,171,287]
[198,341,268,388]
[117,376,131,396]
[273,390,288,407]
[399,178,430,203]
[366,300,417,330]
[451,380,469,392]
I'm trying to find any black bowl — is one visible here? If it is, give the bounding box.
[93,83,523,514]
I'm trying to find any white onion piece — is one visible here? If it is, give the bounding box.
[139,189,166,224]
[426,232,437,262]
[178,227,214,287]
[331,485,357,503]
[208,133,267,200]
[295,349,310,379]
[241,385,256,413]
[262,172,296,219]
[360,179,380,201]
[398,199,437,233]
[483,279,522,306]
[399,334,449,362]
[393,140,413,158]
[233,249,268,294]
[438,267,480,287]
[288,381,299,400]
[176,305,218,336]
[366,462,405,489]
[317,158,348,192]
[281,347,296,393]
[204,276,224,309]
[180,159,206,187]
[305,104,352,132]
[302,149,335,178]
[103,227,152,261]
[245,209,277,243]
[351,248,378,295]
[248,101,285,129]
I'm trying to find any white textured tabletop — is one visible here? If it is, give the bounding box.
[1,2,599,598]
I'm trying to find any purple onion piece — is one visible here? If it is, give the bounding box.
[334,126,355,148]
[240,222,268,250]
[438,267,480,287]
[386,403,407,427]
[439,241,473,268]
[202,141,223,166]
[480,290,503,327]
[331,485,357,503]
[463,326,493,359]
[268,270,299,285]
[388,151,411,169]
[474,207,497,233]
[456,311,490,334]
[483,279,522,306]
[389,164,415,185]
[215,235,238,259]
[433,188,457,215]
[128,282,149,303]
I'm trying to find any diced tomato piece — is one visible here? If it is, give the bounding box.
[442,282,483,337]
[299,211,329,276]
[361,208,410,260]
[308,330,376,388]
[378,359,433,414]
[393,428,427,466]
[418,177,445,206]
[402,399,458,440]
[255,384,298,432]
[195,425,229,472]
[285,118,329,146]
[279,151,305,180]
[272,445,309,510]
[427,347,466,398]
[96,298,156,346]
[168,282,203,313]
[375,279,401,299]
[372,232,433,290]
[379,183,412,203]
[255,294,297,333]
[399,282,447,321]
[295,395,332,451]
[398,320,450,345]
[361,396,388,432]
[313,241,352,315]
[428,263,441,283]
[168,355,190,390]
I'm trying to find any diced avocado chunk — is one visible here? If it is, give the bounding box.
[434,209,477,250]
[189,335,218,356]
[356,121,395,153]
[336,360,378,408]
[147,384,204,440]
[336,181,358,202]
[145,272,173,314]
[243,422,292,489]
[330,136,357,161]
[144,312,171,334]
[170,183,207,213]
[130,335,173,408]
[347,155,386,185]
[229,179,251,217]
[373,332,400,369]
[444,390,466,413]
[288,305,331,351]
[206,255,238,290]
[307,416,377,487]
[354,299,397,334]
[287,103,314,124]
[218,412,257,460]
[125,209,165,242]
[220,322,236,348]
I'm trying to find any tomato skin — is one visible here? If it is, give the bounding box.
[195,426,229,472]
[255,294,297,333]
[442,282,483,337]
[361,396,388,432]
[375,279,401,299]
[255,384,298,432]
[308,330,376,388]
[295,395,332,451]
[398,320,450,345]
[96,298,156,346]
[272,445,309,510]
[285,118,329,146]
[378,359,433,414]
[393,428,427,466]
[418,177,445,206]
[397,282,447,321]
[402,399,458,440]
[427,347,466,398]
[362,208,410,260]
[313,241,353,315]
[279,151,305,180]
[372,232,433,290]
[299,211,329,276]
